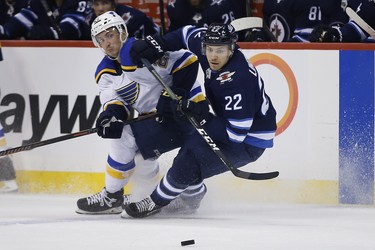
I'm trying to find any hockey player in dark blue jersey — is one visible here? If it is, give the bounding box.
[124,23,277,218]
[310,0,374,43]
[84,0,159,40]
[167,0,246,40]
[0,0,27,25]
[0,0,91,39]
[255,0,358,42]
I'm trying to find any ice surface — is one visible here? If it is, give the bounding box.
[1,193,375,250]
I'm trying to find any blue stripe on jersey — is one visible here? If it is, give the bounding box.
[170,51,196,73]
[228,118,253,130]
[107,155,135,171]
[244,131,275,148]
[14,9,38,29]
[156,176,185,200]
[226,127,246,143]
[0,128,4,137]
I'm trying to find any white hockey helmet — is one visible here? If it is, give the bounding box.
[91,11,128,47]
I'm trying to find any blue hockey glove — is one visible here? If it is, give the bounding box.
[175,99,210,125]
[130,35,165,66]
[96,104,128,139]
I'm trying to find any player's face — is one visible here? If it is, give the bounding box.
[93,0,115,16]
[96,28,122,58]
[205,45,232,71]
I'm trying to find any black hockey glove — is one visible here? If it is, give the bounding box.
[27,25,59,40]
[130,35,165,66]
[156,89,187,120]
[175,99,210,126]
[96,104,128,139]
[309,25,342,42]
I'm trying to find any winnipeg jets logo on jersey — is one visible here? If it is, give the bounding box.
[216,71,235,84]
[269,14,290,42]
[211,0,224,6]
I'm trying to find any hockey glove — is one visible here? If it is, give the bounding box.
[175,99,210,126]
[156,89,187,119]
[309,25,342,42]
[96,104,128,139]
[130,35,165,66]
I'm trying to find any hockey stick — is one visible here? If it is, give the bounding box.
[230,17,263,32]
[40,0,62,36]
[346,7,375,39]
[0,112,158,156]
[141,58,279,181]
[230,17,277,42]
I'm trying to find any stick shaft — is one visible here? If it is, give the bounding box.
[0,112,158,156]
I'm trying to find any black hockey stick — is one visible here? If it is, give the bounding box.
[141,58,279,180]
[0,112,158,156]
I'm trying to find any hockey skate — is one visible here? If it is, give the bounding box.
[163,184,207,214]
[0,156,18,193]
[76,187,126,214]
[0,180,18,193]
[123,196,161,218]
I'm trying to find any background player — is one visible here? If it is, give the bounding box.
[0,0,91,39]
[84,0,159,39]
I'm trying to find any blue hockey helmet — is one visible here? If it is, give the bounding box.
[202,23,237,54]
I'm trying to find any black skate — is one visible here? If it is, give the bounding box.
[123,196,161,218]
[76,187,125,214]
[163,184,207,214]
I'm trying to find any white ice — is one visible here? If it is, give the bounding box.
[1,192,375,250]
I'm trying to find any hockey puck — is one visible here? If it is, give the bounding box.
[181,239,195,246]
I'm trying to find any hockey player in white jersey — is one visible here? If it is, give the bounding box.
[75,11,204,214]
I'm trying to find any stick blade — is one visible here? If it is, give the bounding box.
[233,169,279,180]
[231,17,263,32]
[345,7,375,39]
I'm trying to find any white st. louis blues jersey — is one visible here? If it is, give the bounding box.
[95,37,204,114]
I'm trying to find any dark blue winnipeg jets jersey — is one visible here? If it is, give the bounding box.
[264,0,360,42]
[2,0,91,39]
[163,25,277,148]
[0,0,27,25]
[86,4,159,39]
[167,0,245,32]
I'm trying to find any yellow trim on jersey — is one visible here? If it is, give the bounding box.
[103,100,125,110]
[121,65,137,71]
[172,55,198,74]
[95,68,117,83]
[0,138,6,147]
[106,165,134,180]
[192,93,206,103]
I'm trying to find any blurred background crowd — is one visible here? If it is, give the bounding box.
[0,0,373,43]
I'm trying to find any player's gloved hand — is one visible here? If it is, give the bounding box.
[309,25,342,42]
[27,25,59,40]
[156,89,187,121]
[130,35,165,66]
[174,99,210,125]
[96,104,128,138]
